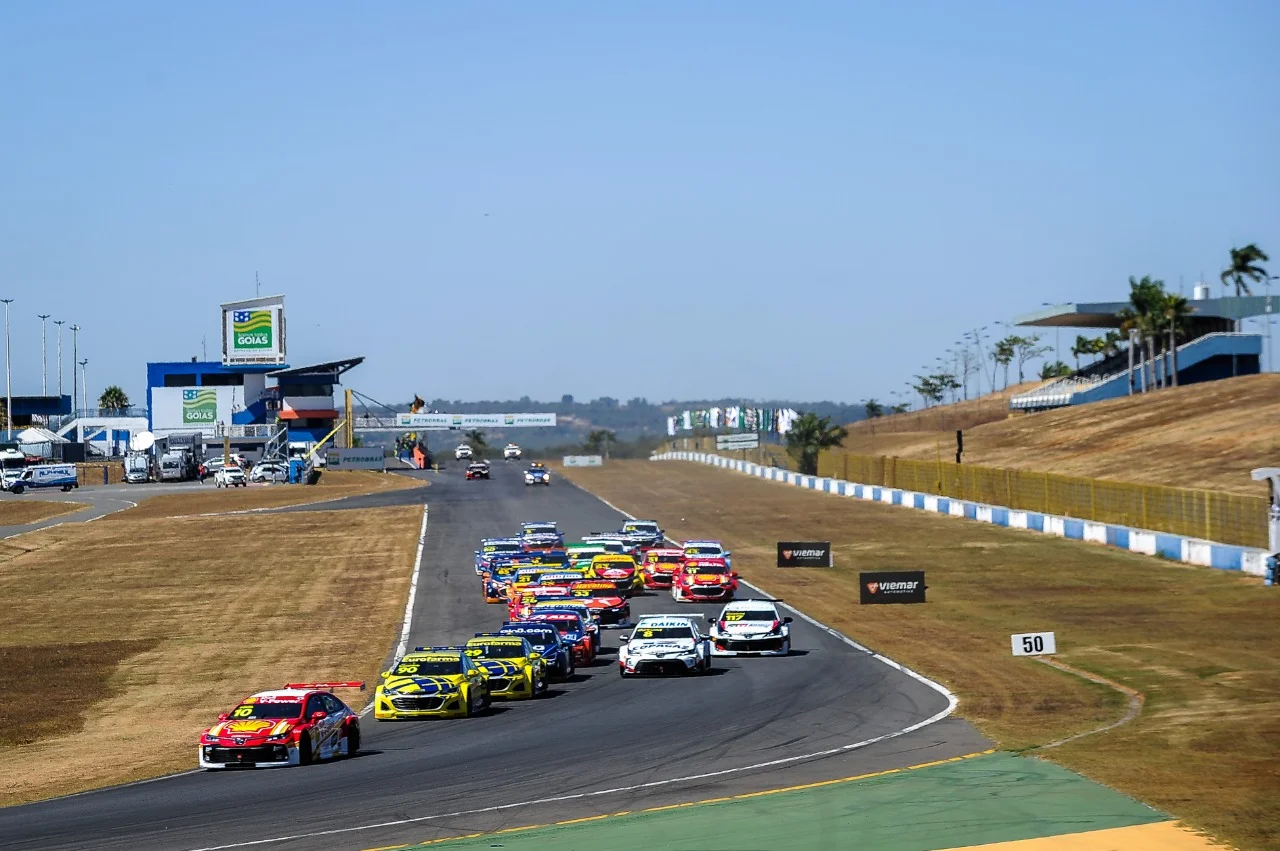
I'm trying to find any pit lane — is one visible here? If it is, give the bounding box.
[0,460,987,850]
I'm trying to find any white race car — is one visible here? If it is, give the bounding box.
[503,443,522,460]
[618,615,712,677]
[455,444,474,461]
[707,599,792,656]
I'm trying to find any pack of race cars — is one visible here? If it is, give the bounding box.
[198,518,793,768]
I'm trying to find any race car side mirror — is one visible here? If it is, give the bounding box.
[783,617,793,623]
[217,713,229,721]
[530,652,542,659]
[310,711,327,722]
[380,670,392,678]
[706,616,715,624]
[618,636,629,643]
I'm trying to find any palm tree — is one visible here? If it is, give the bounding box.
[1159,292,1192,387]
[1220,244,1270,297]
[1070,335,1092,372]
[783,412,848,475]
[98,385,131,414]
[992,337,1017,388]
[464,429,487,457]
[889,403,910,414]
[584,429,617,458]
[864,399,884,419]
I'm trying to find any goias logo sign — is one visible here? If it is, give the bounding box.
[860,571,927,604]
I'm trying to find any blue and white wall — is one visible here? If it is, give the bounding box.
[652,451,1269,577]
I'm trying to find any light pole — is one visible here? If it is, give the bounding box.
[1,299,12,440]
[79,359,88,415]
[70,324,80,414]
[37,314,50,395]
[1267,276,1279,373]
[53,320,64,398]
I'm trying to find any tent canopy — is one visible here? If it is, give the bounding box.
[17,426,68,445]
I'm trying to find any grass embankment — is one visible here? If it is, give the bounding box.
[0,500,87,527]
[0,502,420,805]
[841,373,1280,496]
[110,469,424,520]
[561,460,1280,851]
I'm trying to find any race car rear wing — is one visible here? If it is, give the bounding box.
[285,681,366,691]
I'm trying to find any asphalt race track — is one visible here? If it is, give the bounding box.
[0,462,988,851]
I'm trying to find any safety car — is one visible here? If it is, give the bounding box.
[199,682,364,769]
[455,443,474,461]
[503,443,522,460]
[463,635,548,699]
[641,548,686,589]
[672,557,738,602]
[465,461,491,480]
[567,579,632,627]
[707,599,793,656]
[495,622,575,679]
[524,463,551,486]
[526,610,595,666]
[373,649,491,720]
[618,616,713,677]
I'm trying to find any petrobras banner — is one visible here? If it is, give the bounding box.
[668,406,800,435]
[563,455,603,467]
[326,448,386,470]
[395,412,558,429]
[221,295,286,366]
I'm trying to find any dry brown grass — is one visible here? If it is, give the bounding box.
[0,500,86,527]
[0,504,420,804]
[839,373,1280,496]
[109,470,423,520]
[561,460,1280,851]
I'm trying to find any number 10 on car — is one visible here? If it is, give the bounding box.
[1011,631,1056,656]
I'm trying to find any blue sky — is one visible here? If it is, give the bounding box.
[1,1,1276,406]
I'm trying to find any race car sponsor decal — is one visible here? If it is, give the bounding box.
[724,611,747,621]
[224,720,274,734]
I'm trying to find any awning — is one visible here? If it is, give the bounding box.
[278,409,339,420]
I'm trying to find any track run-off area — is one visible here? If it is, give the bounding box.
[0,462,1209,850]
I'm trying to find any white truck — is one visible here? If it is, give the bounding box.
[124,451,152,484]
[5,463,78,494]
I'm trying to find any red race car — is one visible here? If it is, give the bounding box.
[671,558,738,603]
[641,548,686,590]
[525,610,595,665]
[568,580,632,627]
[198,682,364,769]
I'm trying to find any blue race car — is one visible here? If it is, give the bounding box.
[475,538,525,576]
[494,622,575,680]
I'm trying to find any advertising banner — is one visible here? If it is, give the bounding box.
[395,412,557,429]
[150,387,238,437]
[326,448,386,470]
[859,571,927,604]
[563,455,604,467]
[222,295,286,366]
[776,541,832,567]
[717,433,760,450]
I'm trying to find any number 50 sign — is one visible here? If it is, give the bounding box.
[1011,632,1056,656]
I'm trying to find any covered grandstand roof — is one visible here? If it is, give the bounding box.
[268,357,364,381]
[1015,294,1278,329]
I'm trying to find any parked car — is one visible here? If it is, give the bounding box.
[215,466,248,488]
[250,461,290,483]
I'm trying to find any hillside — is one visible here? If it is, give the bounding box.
[839,373,1280,496]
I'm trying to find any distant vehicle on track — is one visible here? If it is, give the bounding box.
[503,443,522,460]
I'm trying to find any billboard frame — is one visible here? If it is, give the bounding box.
[221,294,287,367]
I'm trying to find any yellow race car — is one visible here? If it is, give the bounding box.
[464,635,548,700]
[373,649,491,720]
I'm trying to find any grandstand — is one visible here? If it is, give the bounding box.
[1009,292,1268,410]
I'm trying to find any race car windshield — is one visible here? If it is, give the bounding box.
[523,524,555,534]
[534,618,581,633]
[228,702,303,720]
[687,565,727,575]
[632,627,694,640]
[723,611,778,622]
[625,524,658,533]
[394,660,461,675]
[648,555,683,564]
[485,544,522,553]
[686,546,722,555]
[468,644,525,659]
[573,587,621,598]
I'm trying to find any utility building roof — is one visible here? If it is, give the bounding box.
[1015,295,1278,329]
